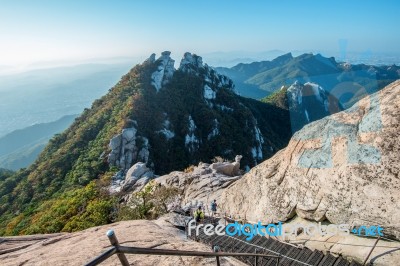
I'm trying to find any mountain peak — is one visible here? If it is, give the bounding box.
[145,53,156,63]
[272,52,293,63]
[179,52,204,71]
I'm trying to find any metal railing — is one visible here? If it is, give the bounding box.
[84,230,280,266]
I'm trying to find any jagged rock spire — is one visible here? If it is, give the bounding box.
[150,51,175,91]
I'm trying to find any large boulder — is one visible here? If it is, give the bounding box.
[210,155,242,176]
[221,80,400,239]
[126,162,150,179]
[121,162,154,192]
[109,162,154,194]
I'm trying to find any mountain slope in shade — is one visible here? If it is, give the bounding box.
[0,168,14,180]
[0,52,291,235]
[0,115,78,170]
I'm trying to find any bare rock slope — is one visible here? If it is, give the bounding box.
[221,80,400,239]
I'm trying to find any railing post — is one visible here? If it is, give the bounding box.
[363,236,380,266]
[213,245,221,266]
[275,254,280,266]
[254,248,257,266]
[107,230,130,266]
[185,219,189,240]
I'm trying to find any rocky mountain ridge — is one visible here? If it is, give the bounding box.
[0,51,291,235]
[104,51,291,176]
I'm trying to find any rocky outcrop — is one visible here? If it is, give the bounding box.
[0,218,245,266]
[145,53,156,64]
[108,126,137,169]
[221,80,400,240]
[106,52,291,177]
[155,161,242,212]
[179,52,235,92]
[106,52,290,176]
[107,122,150,172]
[179,52,203,71]
[287,81,342,132]
[184,115,199,153]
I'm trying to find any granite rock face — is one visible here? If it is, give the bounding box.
[108,126,138,170]
[221,80,400,240]
[107,121,150,172]
[151,51,175,91]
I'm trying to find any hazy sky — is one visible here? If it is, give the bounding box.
[1,0,399,67]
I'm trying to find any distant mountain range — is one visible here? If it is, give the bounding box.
[0,115,77,170]
[0,63,132,138]
[216,53,400,100]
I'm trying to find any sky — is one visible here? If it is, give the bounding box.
[1,0,399,68]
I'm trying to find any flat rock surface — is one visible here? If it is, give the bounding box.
[277,216,400,266]
[0,218,245,266]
